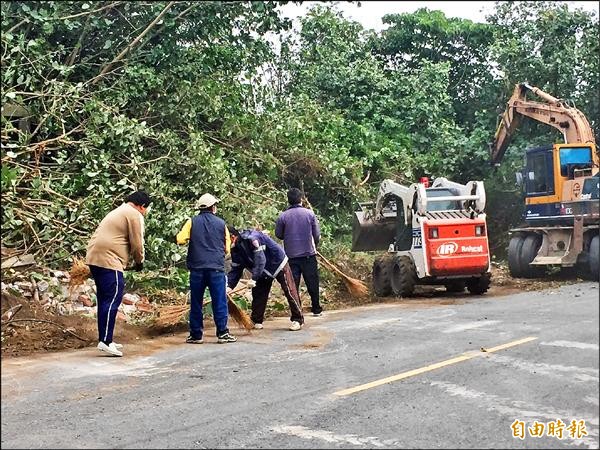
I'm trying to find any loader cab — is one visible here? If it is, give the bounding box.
[394,196,412,251]
[425,188,461,211]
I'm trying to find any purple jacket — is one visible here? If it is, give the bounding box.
[275,204,320,258]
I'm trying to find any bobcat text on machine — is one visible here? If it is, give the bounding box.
[352,177,491,297]
[491,82,599,279]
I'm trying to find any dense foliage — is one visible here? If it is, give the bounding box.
[1,1,598,268]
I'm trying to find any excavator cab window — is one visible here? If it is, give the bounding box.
[558,146,593,178]
[525,147,555,196]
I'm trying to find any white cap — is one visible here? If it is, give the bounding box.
[197,193,219,208]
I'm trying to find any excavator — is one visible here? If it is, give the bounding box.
[490,82,599,279]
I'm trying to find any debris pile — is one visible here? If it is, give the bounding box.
[1,267,156,324]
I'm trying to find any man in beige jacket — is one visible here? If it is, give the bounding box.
[86,191,152,356]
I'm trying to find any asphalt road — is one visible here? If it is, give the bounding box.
[1,282,599,449]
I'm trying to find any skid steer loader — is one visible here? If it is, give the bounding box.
[352,177,491,296]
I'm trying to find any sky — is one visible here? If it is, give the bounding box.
[279,1,600,30]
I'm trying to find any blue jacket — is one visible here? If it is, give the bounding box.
[187,212,227,271]
[275,204,320,258]
[227,230,288,288]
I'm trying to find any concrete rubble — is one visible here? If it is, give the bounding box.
[1,268,155,324]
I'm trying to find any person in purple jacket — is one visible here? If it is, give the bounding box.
[275,188,323,316]
[227,227,305,331]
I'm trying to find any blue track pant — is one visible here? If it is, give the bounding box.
[89,265,124,344]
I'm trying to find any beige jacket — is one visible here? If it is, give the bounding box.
[85,203,145,271]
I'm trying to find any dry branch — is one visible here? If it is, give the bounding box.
[91,1,176,85]
[2,318,89,342]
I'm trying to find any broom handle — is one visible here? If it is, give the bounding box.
[201,284,249,307]
[316,251,349,279]
[229,284,250,295]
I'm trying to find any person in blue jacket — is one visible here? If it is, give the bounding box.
[176,193,236,344]
[227,227,304,331]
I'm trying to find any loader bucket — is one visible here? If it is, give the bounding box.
[351,210,397,252]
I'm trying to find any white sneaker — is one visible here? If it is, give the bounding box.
[289,321,302,331]
[113,342,123,350]
[97,341,123,357]
[253,323,264,330]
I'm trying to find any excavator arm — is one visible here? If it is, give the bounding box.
[490,83,596,165]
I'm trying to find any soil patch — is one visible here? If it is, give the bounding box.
[1,264,585,358]
[1,292,172,358]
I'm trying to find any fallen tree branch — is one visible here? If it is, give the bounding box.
[358,170,370,186]
[7,18,28,34]
[90,1,176,85]
[1,304,23,325]
[2,318,89,342]
[65,15,92,68]
[58,1,122,21]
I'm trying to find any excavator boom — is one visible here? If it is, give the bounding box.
[489,83,600,278]
[490,83,596,165]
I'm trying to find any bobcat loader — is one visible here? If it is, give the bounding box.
[352,177,491,296]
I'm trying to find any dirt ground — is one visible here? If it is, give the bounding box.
[0,264,583,358]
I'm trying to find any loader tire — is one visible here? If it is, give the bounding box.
[372,256,392,297]
[589,235,599,281]
[520,234,544,279]
[444,281,465,293]
[508,235,525,278]
[390,256,417,297]
[466,272,491,295]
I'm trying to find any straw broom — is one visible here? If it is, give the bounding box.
[69,255,252,329]
[300,196,369,298]
[156,284,253,330]
[68,257,91,291]
[227,291,254,331]
[316,251,369,298]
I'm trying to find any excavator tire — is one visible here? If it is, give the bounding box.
[589,235,599,281]
[372,256,392,297]
[466,272,491,295]
[390,255,417,297]
[444,281,465,293]
[508,235,525,278]
[520,234,544,278]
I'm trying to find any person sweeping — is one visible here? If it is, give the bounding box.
[275,188,324,316]
[227,226,304,331]
[86,190,152,357]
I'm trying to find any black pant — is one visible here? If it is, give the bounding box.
[289,255,322,314]
[250,264,304,324]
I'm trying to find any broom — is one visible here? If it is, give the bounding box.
[227,291,254,331]
[68,257,91,291]
[156,284,253,330]
[316,251,369,298]
[301,196,369,298]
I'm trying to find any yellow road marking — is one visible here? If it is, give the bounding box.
[333,336,538,396]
